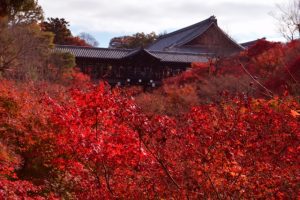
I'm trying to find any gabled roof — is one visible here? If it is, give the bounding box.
[123,48,160,61]
[147,16,244,52]
[147,16,217,51]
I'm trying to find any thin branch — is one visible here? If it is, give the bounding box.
[95,109,98,139]
[202,171,222,200]
[102,163,114,195]
[238,61,274,98]
[137,129,181,190]
[284,63,299,84]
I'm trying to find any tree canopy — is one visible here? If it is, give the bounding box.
[0,0,43,24]
[41,17,92,46]
[41,18,72,44]
[109,32,158,49]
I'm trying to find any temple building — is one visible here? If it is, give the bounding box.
[55,16,244,86]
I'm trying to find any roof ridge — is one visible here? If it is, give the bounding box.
[123,48,161,60]
[157,16,216,40]
[172,22,215,48]
[150,50,213,56]
[240,37,266,45]
[55,45,134,52]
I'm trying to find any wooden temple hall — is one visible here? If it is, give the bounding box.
[55,16,245,86]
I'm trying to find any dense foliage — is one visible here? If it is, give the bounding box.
[134,39,300,116]
[0,79,299,199]
[0,0,43,24]
[0,1,79,82]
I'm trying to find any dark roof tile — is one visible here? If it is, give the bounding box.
[151,51,208,63]
[54,45,208,64]
[147,16,215,51]
[240,38,266,48]
[54,45,132,59]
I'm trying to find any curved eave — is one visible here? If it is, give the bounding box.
[214,25,245,50]
[122,49,161,61]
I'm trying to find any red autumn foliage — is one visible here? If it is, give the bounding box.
[246,39,281,58]
[288,56,300,82]
[163,62,209,86]
[0,36,299,199]
[64,36,91,47]
[159,39,300,101]
[1,78,299,199]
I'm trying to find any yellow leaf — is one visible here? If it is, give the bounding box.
[291,109,300,118]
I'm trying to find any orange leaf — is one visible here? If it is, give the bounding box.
[290,109,300,118]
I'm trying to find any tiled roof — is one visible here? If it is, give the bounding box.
[54,45,209,64]
[54,16,244,63]
[147,16,244,52]
[240,38,266,49]
[54,45,132,59]
[151,51,208,63]
[123,48,159,60]
[161,46,215,54]
[147,16,216,51]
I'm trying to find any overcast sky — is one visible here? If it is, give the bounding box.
[39,0,288,47]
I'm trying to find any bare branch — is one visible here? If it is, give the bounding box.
[238,61,274,98]
[272,0,300,41]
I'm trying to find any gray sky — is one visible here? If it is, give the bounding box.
[39,0,287,47]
